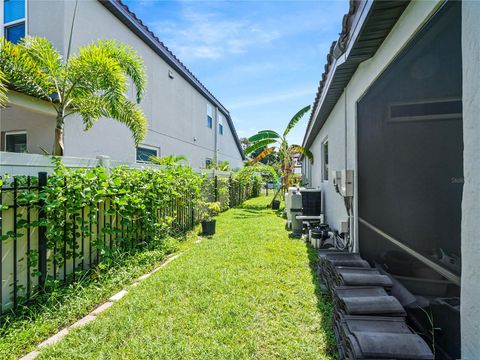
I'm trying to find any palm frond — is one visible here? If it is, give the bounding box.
[289,144,313,162]
[107,98,147,146]
[0,37,57,100]
[17,37,63,95]
[248,130,280,143]
[283,105,311,136]
[67,44,128,106]
[243,138,278,155]
[95,40,147,103]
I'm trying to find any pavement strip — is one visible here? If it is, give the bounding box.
[18,243,201,360]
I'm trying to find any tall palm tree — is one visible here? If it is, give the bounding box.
[244,105,313,198]
[0,36,147,155]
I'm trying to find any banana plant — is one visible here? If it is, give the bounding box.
[244,105,313,203]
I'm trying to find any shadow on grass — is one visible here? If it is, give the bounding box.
[306,243,338,358]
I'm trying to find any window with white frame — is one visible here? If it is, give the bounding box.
[3,0,27,44]
[207,103,213,129]
[4,130,27,153]
[218,113,224,135]
[136,145,158,163]
[322,139,329,181]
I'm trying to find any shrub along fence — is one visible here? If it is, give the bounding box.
[0,159,261,317]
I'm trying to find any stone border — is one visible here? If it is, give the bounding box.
[19,242,201,360]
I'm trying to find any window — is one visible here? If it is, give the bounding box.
[207,103,213,129]
[4,131,27,153]
[136,145,158,163]
[3,0,26,44]
[322,139,328,181]
[218,113,224,135]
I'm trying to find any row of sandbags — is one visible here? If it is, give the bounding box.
[318,251,434,360]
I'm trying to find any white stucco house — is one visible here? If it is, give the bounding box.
[0,0,244,169]
[301,0,479,358]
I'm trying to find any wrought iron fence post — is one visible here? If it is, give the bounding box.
[38,172,48,290]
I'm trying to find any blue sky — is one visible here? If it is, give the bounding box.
[123,0,349,145]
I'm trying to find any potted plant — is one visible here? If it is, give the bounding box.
[200,201,221,236]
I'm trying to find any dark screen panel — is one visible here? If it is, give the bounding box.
[358,1,462,276]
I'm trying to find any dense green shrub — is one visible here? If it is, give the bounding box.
[1,159,261,301]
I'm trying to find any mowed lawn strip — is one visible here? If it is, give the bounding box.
[39,195,336,359]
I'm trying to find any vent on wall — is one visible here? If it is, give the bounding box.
[389,98,462,123]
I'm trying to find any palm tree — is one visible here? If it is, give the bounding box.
[244,105,313,199]
[0,36,147,155]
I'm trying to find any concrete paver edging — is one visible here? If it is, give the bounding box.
[18,244,198,360]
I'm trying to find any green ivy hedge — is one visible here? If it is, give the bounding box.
[0,159,262,311]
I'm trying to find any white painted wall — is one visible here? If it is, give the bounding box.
[305,0,442,237]
[460,1,480,357]
[1,0,243,169]
[305,0,480,354]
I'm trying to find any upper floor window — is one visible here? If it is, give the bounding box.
[218,113,224,135]
[136,145,158,163]
[4,130,27,153]
[207,103,213,129]
[3,0,26,44]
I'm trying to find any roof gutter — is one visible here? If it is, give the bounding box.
[302,0,409,149]
[99,0,245,159]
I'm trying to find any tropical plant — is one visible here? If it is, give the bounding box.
[0,36,148,155]
[0,69,7,106]
[199,201,221,222]
[206,160,230,171]
[150,154,187,166]
[244,105,313,202]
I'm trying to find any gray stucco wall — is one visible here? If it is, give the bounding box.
[2,0,243,168]
[460,1,480,356]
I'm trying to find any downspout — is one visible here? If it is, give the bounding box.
[345,86,355,252]
[214,107,219,164]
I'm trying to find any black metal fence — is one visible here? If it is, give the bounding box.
[0,172,257,315]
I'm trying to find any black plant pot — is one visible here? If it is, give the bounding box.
[271,200,280,210]
[201,220,216,236]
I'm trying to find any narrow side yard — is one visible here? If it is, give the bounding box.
[38,195,335,359]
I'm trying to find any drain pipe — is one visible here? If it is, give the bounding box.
[344,87,355,252]
[214,107,219,164]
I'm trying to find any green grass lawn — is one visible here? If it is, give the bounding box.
[38,195,336,359]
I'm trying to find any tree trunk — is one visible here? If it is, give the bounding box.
[53,110,65,156]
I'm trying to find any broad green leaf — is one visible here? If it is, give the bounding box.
[244,139,277,155]
[283,105,311,136]
[289,144,314,162]
[253,147,276,163]
[248,131,280,143]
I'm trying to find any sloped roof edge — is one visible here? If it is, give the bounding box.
[99,0,245,159]
[302,0,409,149]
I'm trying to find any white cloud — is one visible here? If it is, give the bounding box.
[152,7,280,61]
[229,88,314,110]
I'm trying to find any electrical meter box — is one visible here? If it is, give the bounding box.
[340,170,354,197]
